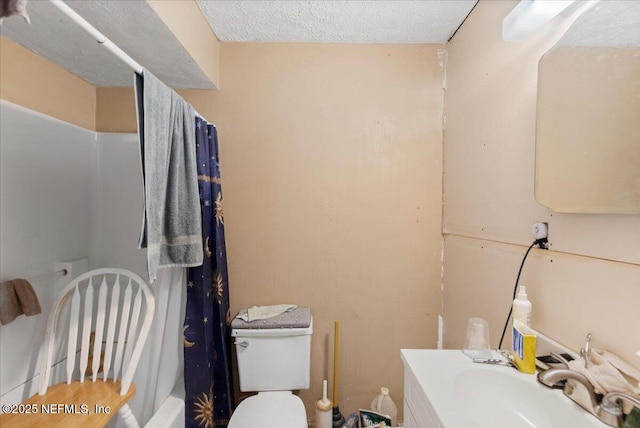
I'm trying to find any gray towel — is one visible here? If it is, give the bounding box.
[135,70,203,283]
[0,279,41,325]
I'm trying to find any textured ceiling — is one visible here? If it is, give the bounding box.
[0,0,478,88]
[5,0,635,90]
[196,0,478,44]
[559,1,640,48]
[0,1,213,88]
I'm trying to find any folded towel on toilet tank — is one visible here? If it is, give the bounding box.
[235,304,298,323]
[232,306,311,329]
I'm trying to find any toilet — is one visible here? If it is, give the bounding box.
[229,307,313,428]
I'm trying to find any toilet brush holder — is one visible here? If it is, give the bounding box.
[316,380,332,428]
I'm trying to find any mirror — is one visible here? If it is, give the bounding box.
[535,1,640,214]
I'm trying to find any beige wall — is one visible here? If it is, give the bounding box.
[3,3,445,422]
[94,42,446,420]
[443,0,640,370]
[211,43,445,417]
[0,36,96,130]
[10,2,638,423]
[95,87,136,132]
[95,87,219,133]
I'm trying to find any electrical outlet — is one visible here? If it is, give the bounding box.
[532,222,548,240]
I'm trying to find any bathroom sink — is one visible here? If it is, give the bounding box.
[401,350,608,428]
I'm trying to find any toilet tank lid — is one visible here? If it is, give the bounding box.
[231,317,312,337]
[231,307,311,329]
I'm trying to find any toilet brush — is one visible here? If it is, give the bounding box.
[315,379,332,428]
[332,321,345,428]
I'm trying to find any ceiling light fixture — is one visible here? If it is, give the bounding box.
[502,0,598,42]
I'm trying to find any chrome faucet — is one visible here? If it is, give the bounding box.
[537,368,622,427]
[601,391,640,418]
[538,369,600,410]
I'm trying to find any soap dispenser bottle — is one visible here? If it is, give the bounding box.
[512,285,532,327]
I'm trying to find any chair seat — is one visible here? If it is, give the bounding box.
[0,380,135,428]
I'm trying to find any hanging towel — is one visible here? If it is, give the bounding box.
[0,0,30,24]
[13,278,41,315]
[236,304,298,323]
[135,70,203,283]
[568,349,640,414]
[0,279,41,325]
[0,280,20,325]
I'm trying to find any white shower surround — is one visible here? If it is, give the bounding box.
[0,101,184,427]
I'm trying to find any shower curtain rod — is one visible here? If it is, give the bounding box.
[49,0,209,121]
[50,0,143,74]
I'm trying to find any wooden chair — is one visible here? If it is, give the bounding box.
[0,268,154,428]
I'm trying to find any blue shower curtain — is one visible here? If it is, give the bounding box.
[184,118,234,428]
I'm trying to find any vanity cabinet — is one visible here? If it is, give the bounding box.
[401,349,608,428]
[403,358,443,428]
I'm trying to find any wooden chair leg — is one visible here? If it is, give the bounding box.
[118,403,140,428]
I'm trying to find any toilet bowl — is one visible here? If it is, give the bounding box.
[228,307,313,427]
[227,391,307,427]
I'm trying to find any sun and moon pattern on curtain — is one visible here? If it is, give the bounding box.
[184,118,234,428]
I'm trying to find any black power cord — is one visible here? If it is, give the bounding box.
[497,237,548,350]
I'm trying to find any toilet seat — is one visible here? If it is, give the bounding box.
[228,391,307,428]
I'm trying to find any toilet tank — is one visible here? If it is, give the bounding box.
[231,309,312,392]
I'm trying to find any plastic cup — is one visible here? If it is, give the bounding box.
[463,317,492,359]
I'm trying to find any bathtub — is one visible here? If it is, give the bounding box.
[145,376,185,428]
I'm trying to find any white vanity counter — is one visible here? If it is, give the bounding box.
[401,349,608,428]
